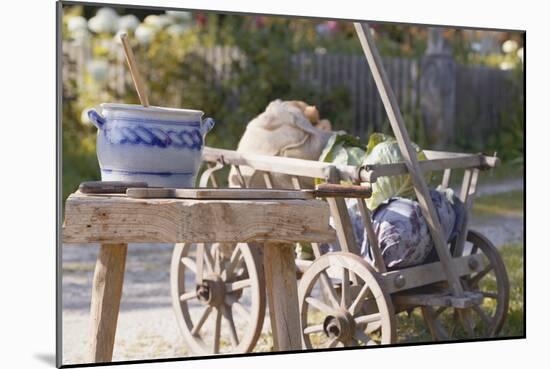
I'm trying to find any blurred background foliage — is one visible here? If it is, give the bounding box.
[61,5,524,200]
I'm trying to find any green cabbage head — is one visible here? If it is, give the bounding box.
[363,133,429,210]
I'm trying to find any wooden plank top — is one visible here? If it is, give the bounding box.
[63,192,336,244]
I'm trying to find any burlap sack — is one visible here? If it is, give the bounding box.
[229,100,333,189]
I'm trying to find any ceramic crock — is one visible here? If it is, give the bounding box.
[88,103,215,187]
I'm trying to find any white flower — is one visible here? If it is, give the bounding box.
[97,7,119,22]
[67,16,88,33]
[144,14,172,29]
[135,24,156,45]
[72,28,90,42]
[315,47,327,55]
[113,30,126,45]
[502,39,518,54]
[97,38,113,51]
[166,23,188,36]
[89,15,114,34]
[118,14,139,32]
[66,16,90,41]
[87,59,109,82]
[88,7,119,33]
[165,11,191,22]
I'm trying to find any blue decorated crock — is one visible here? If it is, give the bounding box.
[88,103,215,187]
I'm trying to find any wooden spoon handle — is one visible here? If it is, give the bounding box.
[119,33,150,107]
[314,183,372,198]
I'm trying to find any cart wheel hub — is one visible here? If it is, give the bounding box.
[323,310,355,341]
[196,275,225,307]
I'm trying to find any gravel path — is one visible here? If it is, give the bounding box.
[61,244,273,364]
[467,176,524,246]
[61,177,524,365]
[475,177,523,196]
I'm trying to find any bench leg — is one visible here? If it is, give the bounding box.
[264,243,302,351]
[88,243,128,362]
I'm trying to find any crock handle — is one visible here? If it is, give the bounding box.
[88,108,106,130]
[201,117,215,135]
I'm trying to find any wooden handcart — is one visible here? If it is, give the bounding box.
[169,22,509,354]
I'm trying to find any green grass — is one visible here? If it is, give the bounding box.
[396,242,524,342]
[496,243,524,337]
[472,190,524,217]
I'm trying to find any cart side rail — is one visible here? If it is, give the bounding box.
[202,146,500,184]
[202,146,358,182]
[363,150,500,183]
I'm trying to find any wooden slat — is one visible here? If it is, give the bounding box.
[380,253,485,295]
[203,147,499,185]
[356,198,386,272]
[421,306,449,341]
[424,150,476,159]
[453,168,480,257]
[233,165,248,188]
[262,171,274,189]
[63,193,335,244]
[198,161,223,188]
[441,169,452,189]
[325,168,360,255]
[351,55,359,136]
[202,146,357,182]
[426,150,499,168]
[393,291,483,309]
[359,54,367,136]
[291,176,301,190]
[354,21,464,296]
[460,169,474,203]
[359,153,496,183]
[327,197,360,255]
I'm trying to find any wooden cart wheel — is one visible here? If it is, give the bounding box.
[171,242,266,354]
[298,252,396,349]
[422,230,510,340]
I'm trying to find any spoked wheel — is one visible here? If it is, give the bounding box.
[171,243,266,354]
[298,252,396,349]
[422,230,510,340]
